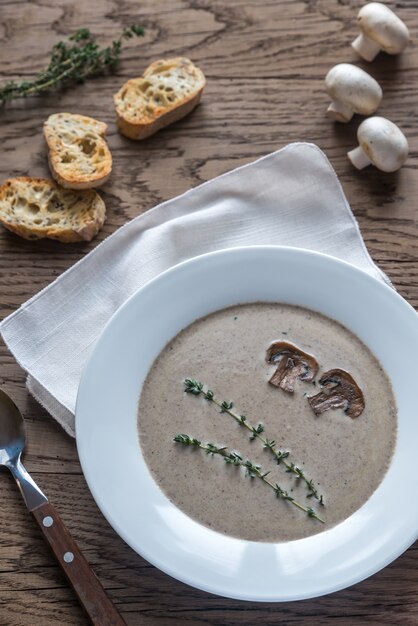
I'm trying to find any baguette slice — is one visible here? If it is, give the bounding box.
[44,113,112,189]
[114,57,206,140]
[0,177,106,242]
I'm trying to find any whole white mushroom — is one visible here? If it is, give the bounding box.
[352,3,409,62]
[325,63,382,123]
[347,116,408,172]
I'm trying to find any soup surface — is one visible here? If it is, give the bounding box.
[137,303,397,542]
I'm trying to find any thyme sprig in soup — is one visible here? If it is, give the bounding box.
[182,378,324,505]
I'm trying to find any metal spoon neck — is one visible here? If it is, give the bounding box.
[8,455,48,511]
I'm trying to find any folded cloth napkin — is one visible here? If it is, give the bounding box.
[0,142,389,437]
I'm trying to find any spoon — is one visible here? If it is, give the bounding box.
[0,388,127,626]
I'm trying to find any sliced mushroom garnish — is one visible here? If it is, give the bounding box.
[308,368,365,418]
[266,341,319,393]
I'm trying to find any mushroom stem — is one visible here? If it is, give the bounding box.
[347,146,371,170]
[327,100,354,123]
[352,33,381,62]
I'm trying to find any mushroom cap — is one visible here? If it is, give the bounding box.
[325,63,382,116]
[357,2,409,54]
[357,116,409,172]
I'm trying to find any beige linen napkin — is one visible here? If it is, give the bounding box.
[0,142,388,437]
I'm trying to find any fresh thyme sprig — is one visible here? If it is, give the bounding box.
[174,434,324,523]
[0,25,145,103]
[184,378,324,505]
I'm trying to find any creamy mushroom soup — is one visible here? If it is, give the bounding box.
[137,303,397,542]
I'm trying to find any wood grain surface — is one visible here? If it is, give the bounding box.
[0,0,417,624]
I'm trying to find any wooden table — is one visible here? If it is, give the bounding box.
[1,1,417,624]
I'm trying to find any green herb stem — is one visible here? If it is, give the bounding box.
[0,25,144,103]
[184,378,324,505]
[174,434,324,523]
[22,60,86,97]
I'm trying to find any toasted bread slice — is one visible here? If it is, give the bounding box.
[114,57,206,140]
[44,113,112,189]
[0,177,106,242]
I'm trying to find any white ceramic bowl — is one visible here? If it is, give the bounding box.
[76,246,418,602]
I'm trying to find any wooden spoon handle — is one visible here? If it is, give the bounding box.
[32,501,126,626]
